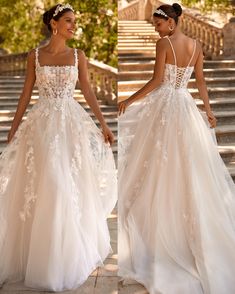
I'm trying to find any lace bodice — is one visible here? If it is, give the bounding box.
[163,36,196,89]
[35,48,78,100]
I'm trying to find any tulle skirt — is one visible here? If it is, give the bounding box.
[118,84,235,294]
[0,97,117,292]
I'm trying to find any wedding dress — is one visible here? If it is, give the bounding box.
[0,48,117,292]
[118,36,235,294]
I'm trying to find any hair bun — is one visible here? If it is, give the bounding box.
[172,3,182,16]
[43,10,51,25]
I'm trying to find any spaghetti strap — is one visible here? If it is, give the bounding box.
[35,47,39,68]
[74,48,78,67]
[166,36,177,66]
[186,40,197,67]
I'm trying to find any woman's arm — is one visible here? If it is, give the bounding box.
[194,42,216,128]
[118,38,167,115]
[77,49,114,144]
[8,50,36,142]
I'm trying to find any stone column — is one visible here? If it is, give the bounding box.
[222,17,235,58]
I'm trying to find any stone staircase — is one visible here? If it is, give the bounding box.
[118,20,235,180]
[0,76,117,159]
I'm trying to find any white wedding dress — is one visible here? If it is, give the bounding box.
[118,36,235,294]
[0,48,117,292]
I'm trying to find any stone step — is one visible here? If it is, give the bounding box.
[189,77,235,88]
[226,162,235,181]
[196,97,235,111]
[218,144,235,164]
[118,38,156,42]
[118,49,156,55]
[118,21,153,25]
[118,26,155,30]
[118,26,156,31]
[191,68,235,78]
[0,79,25,84]
[118,42,156,48]
[118,33,156,37]
[0,76,25,80]
[190,87,235,99]
[118,20,151,24]
[212,111,235,126]
[118,36,157,41]
[118,46,156,51]
[215,125,235,144]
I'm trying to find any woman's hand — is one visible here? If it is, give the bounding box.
[206,110,217,128]
[118,98,133,116]
[101,124,115,145]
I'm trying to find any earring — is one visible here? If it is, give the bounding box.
[53,28,58,35]
[168,26,174,31]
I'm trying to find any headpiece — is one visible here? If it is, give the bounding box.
[53,4,74,18]
[154,9,168,18]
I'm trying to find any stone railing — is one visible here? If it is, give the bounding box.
[119,0,139,20]
[0,52,28,75]
[118,0,235,59]
[0,52,117,105]
[88,59,117,105]
[180,13,223,59]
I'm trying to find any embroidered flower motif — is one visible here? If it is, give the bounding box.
[19,141,37,222]
[0,176,9,195]
[71,144,82,175]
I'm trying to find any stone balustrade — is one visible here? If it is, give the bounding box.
[119,0,235,59]
[118,0,139,20]
[0,52,27,75]
[88,59,117,105]
[0,52,117,105]
[180,12,223,59]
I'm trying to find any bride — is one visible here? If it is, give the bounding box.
[0,3,117,292]
[118,3,235,294]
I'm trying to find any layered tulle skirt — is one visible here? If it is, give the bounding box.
[0,96,117,291]
[118,84,235,294]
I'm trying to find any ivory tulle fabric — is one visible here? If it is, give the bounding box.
[118,37,235,294]
[0,48,117,292]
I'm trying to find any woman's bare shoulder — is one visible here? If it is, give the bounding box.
[77,48,86,58]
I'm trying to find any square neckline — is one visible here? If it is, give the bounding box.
[35,47,78,69]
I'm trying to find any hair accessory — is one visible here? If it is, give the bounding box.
[154,9,168,18]
[53,4,74,18]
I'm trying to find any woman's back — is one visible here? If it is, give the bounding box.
[164,34,199,68]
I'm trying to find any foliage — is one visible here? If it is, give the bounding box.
[181,0,234,14]
[0,0,117,67]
